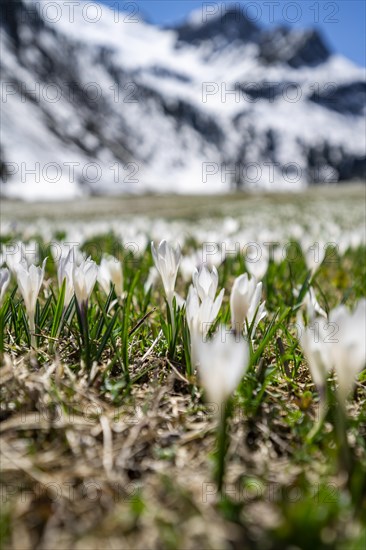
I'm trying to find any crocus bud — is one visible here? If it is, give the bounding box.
[230,274,256,331]
[192,265,219,301]
[15,259,47,321]
[230,273,266,336]
[15,259,47,346]
[196,327,249,406]
[73,259,98,308]
[98,256,123,298]
[57,249,75,308]
[151,240,181,309]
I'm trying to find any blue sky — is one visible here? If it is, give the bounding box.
[100,1,366,66]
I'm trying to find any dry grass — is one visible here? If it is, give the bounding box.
[1,347,365,549]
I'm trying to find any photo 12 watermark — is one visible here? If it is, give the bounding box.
[9,1,142,25]
[199,2,340,25]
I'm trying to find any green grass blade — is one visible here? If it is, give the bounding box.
[50,278,66,339]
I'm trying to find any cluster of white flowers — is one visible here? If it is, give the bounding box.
[151,240,267,405]
[0,246,125,345]
[0,236,365,409]
[1,198,364,278]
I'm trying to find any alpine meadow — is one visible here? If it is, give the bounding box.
[1,1,366,549]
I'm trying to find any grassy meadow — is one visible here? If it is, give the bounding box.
[0,186,365,550]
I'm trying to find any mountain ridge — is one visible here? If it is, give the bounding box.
[1,0,365,200]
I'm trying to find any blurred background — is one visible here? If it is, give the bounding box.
[0,0,365,201]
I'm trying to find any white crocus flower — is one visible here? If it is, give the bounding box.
[180,248,224,283]
[186,285,224,367]
[298,299,366,403]
[151,239,181,318]
[186,285,224,339]
[15,259,47,347]
[174,292,186,309]
[57,249,75,308]
[51,243,84,267]
[298,315,333,392]
[245,249,269,281]
[73,258,98,309]
[247,282,267,338]
[298,286,327,321]
[98,256,123,298]
[302,238,326,274]
[185,285,201,340]
[0,267,11,306]
[180,254,199,283]
[192,265,219,301]
[230,273,266,337]
[196,327,249,406]
[328,300,366,403]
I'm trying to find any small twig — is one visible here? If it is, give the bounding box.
[139,329,162,363]
[276,337,291,378]
[129,308,156,337]
[166,358,190,385]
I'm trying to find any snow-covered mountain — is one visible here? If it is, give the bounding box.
[1,0,365,200]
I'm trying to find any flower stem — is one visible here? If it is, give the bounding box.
[215,399,231,494]
[168,299,175,335]
[29,315,36,349]
[333,396,351,474]
[167,297,178,359]
[76,300,91,369]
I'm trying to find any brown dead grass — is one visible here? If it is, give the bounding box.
[0,350,304,550]
[1,348,365,550]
